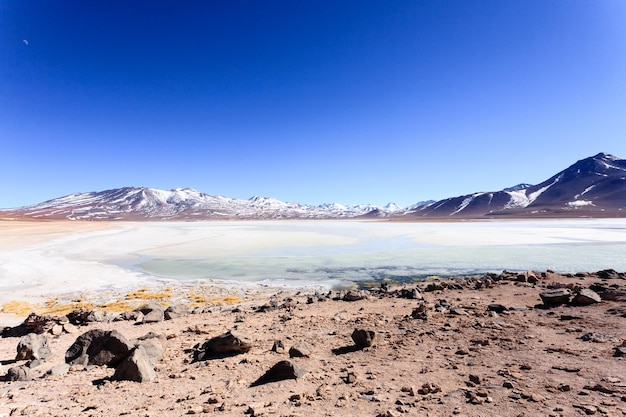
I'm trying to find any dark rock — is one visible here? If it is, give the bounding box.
[113,311,143,322]
[487,304,507,314]
[417,382,441,395]
[136,302,165,323]
[580,332,619,343]
[164,303,190,320]
[597,269,620,280]
[540,289,571,306]
[256,300,279,312]
[111,346,156,382]
[288,342,310,358]
[343,290,368,302]
[66,308,105,325]
[193,330,252,361]
[65,329,133,367]
[4,365,30,381]
[16,333,53,361]
[572,288,602,306]
[351,329,376,348]
[1,313,59,337]
[411,302,428,320]
[271,340,285,353]
[615,341,626,357]
[583,383,619,394]
[597,289,626,302]
[424,282,446,292]
[399,288,423,300]
[250,360,307,386]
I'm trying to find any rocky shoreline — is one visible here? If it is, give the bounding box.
[1,269,625,416]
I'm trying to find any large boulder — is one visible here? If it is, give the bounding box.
[65,329,133,367]
[111,346,156,382]
[539,289,571,306]
[164,303,190,320]
[16,333,53,361]
[193,330,252,361]
[250,360,308,386]
[572,288,602,306]
[133,333,165,366]
[136,303,165,324]
[351,329,376,348]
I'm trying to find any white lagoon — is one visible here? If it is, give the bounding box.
[1,219,626,306]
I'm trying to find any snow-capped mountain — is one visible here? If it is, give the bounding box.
[1,187,400,220]
[404,152,626,218]
[2,152,625,220]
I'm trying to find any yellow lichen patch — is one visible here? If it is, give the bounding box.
[1,300,36,316]
[205,294,244,305]
[41,301,94,316]
[125,287,172,301]
[424,275,443,281]
[96,300,134,313]
[187,293,210,307]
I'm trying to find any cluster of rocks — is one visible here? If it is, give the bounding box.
[0,302,208,340]
[3,328,165,383]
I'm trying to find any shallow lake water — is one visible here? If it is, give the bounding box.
[128,219,626,287]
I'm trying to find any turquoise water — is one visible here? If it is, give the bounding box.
[133,220,626,287]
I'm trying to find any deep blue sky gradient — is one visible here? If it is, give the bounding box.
[2,1,625,208]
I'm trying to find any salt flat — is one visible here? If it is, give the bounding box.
[1,219,626,325]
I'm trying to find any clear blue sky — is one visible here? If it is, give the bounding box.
[2,1,625,208]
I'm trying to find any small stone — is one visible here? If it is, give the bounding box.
[345,371,357,384]
[476,388,489,398]
[574,404,597,415]
[271,340,285,353]
[289,342,311,358]
[50,324,63,336]
[469,374,481,384]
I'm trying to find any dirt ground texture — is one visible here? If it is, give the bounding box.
[1,271,625,417]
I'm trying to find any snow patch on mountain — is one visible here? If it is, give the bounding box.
[6,187,405,220]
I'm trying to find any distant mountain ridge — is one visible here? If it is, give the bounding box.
[404,152,626,218]
[1,187,402,220]
[2,152,625,220]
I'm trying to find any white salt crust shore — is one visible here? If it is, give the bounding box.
[1,219,626,326]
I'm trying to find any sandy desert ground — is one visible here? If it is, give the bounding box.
[0,268,625,416]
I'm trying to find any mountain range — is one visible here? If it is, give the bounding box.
[2,152,625,220]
